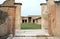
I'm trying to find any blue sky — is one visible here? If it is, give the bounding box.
[0,0,46,16]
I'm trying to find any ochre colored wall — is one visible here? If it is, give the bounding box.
[47,0,60,36]
[0,0,22,38]
[0,6,16,37]
[55,3,60,36]
[15,4,22,30]
[47,0,56,36]
[8,7,16,35]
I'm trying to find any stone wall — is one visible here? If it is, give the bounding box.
[40,3,48,30]
[55,3,60,36]
[46,0,60,36]
[15,3,22,30]
[0,0,22,39]
[1,0,15,6]
[0,0,22,37]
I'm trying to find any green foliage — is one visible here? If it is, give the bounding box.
[21,23,41,29]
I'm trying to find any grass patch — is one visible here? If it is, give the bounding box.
[21,23,41,29]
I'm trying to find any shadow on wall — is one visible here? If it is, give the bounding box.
[0,10,8,25]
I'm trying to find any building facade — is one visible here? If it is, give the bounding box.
[21,15,41,25]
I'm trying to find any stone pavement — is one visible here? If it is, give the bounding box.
[7,37,60,39]
[7,29,60,39]
[7,36,44,39]
[15,29,49,37]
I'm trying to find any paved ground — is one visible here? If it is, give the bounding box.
[7,37,60,39]
[7,29,60,39]
[12,37,48,39]
[15,29,49,36]
[7,29,50,39]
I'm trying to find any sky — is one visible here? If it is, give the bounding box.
[0,0,46,16]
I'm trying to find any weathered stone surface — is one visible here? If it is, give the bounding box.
[0,0,22,39]
[0,10,8,25]
[0,0,16,39]
[0,0,15,6]
[40,3,48,30]
[47,0,60,36]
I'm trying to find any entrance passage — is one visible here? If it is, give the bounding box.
[28,17,31,23]
[22,20,24,23]
[22,20,27,23]
[33,20,35,23]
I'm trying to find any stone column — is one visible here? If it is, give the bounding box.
[41,18,45,29]
[35,20,37,24]
[27,18,28,23]
[40,3,48,30]
[24,20,25,23]
[14,3,22,30]
[31,19,33,23]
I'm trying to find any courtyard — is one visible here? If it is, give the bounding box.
[21,23,41,29]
